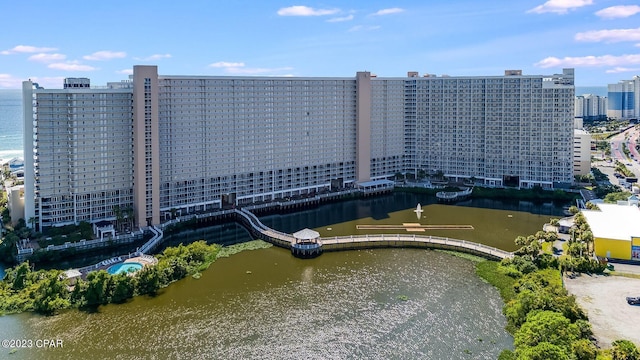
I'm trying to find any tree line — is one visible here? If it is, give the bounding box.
[478,222,638,359]
[0,240,220,315]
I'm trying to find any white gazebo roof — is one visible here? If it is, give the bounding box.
[558,218,573,227]
[292,228,320,240]
[64,269,82,279]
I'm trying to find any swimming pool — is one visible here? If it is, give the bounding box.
[107,262,143,275]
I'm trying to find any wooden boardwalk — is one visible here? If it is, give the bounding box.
[320,234,512,260]
[234,209,513,260]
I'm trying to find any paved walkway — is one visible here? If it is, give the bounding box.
[609,262,640,275]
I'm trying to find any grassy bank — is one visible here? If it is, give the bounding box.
[471,186,579,202]
[475,260,516,303]
[216,240,272,258]
[0,239,273,316]
[395,185,579,202]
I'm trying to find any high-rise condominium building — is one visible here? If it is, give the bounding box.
[22,66,575,230]
[575,94,607,121]
[607,76,640,120]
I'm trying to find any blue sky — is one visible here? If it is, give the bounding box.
[1,0,640,88]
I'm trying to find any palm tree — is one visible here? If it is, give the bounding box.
[125,207,134,231]
[112,205,123,233]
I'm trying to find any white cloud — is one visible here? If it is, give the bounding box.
[327,14,354,22]
[528,0,593,14]
[605,66,640,73]
[575,28,640,43]
[348,25,381,32]
[209,61,246,68]
[28,53,66,63]
[209,61,293,75]
[535,53,640,68]
[83,50,126,61]
[28,76,66,89]
[371,8,405,16]
[277,6,339,16]
[0,74,22,88]
[0,74,65,89]
[595,5,640,19]
[48,62,97,71]
[1,45,57,55]
[116,69,134,75]
[224,66,294,75]
[134,54,172,61]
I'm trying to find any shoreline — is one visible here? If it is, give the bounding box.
[0,149,24,162]
[7,188,567,270]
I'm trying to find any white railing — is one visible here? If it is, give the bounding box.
[41,230,144,252]
[320,233,512,259]
[234,208,512,260]
[74,252,142,275]
[436,187,473,200]
[138,226,163,254]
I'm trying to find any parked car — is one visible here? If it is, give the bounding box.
[627,296,640,305]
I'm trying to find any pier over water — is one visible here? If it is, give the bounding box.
[232,208,512,260]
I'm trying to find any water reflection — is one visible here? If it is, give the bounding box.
[0,193,562,359]
[0,249,513,360]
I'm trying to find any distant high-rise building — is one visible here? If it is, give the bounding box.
[607,76,640,120]
[573,129,592,176]
[22,66,575,230]
[63,78,90,89]
[575,94,607,121]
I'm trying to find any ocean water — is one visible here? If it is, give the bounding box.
[0,89,23,162]
[575,86,608,97]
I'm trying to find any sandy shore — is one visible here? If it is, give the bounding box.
[564,273,640,348]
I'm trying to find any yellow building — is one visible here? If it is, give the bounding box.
[582,203,640,261]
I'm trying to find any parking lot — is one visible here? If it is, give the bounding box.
[564,272,640,348]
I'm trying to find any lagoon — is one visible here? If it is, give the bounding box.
[0,193,565,359]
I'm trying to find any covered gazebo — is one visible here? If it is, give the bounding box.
[291,228,322,258]
[93,220,115,240]
[63,269,82,285]
[292,228,321,245]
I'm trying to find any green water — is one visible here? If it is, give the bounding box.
[0,194,565,359]
[262,193,562,252]
[0,249,512,359]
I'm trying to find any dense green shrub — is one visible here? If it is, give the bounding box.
[611,340,640,360]
[0,240,222,315]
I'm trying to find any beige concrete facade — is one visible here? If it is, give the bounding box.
[7,185,24,227]
[22,67,575,229]
[133,66,160,227]
[22,82,35,227]
[573,129,592,176]
[356,71,372,183]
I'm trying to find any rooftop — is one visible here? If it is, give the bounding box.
[582,203,640,241]
[292,228,320,240]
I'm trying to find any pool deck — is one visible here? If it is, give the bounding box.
[125,255,158,266]
[87,255,158,277]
